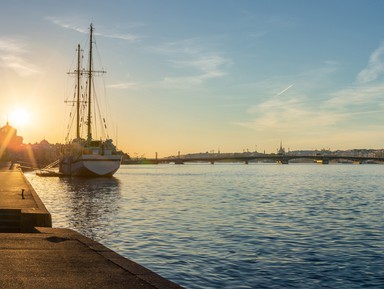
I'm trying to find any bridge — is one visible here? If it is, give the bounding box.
[143,153,384,165]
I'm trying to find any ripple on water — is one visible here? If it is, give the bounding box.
[26,164,384,289]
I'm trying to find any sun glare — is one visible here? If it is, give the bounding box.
[9,108,31,127]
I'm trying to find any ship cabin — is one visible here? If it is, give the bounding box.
[87,139,116,156]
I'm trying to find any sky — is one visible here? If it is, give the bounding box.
[1,0,384,157]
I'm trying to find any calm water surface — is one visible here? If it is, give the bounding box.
[26,164,384,289]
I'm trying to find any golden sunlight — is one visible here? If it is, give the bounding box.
[9,108,31,127]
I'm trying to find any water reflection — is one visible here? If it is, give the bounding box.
[26,165,384,289]
[59,177,121,241]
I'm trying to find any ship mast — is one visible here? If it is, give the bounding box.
[87,24,93,142]
[76,44,81,139]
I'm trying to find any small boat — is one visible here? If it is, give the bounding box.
[59,24,122,177]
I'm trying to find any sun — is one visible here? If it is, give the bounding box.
[9,108,31,127]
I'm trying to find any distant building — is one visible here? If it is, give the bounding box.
[30,140,59,165]
[0,122,23,160]
[19,140,61,168]
[277,141,285,155]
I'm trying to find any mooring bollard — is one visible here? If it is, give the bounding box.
[21,189,25,199]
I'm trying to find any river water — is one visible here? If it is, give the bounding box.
[25,164,383,289]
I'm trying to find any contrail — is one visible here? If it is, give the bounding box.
[275,84,294,97]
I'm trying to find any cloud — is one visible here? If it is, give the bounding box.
[0,38,26,53]
[101,32,141,42]
[170,54,229,81]
[356,42,384,84]
[234,48,384,141]
[153,38,231,87]
[45,16,87,33]
[236,76,384,143]
[46,16,142,42]
[0,38,40,76]
[235,72,383,133]
[326,83,384,106]
[240,90,346,133]
[152,38,203,55]
[107,82,137,90]
[0,55,40,76]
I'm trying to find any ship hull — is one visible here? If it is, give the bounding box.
[59,154,122,177]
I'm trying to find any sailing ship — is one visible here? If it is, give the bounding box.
[59,24,122,177]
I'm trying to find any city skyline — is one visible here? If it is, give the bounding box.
[1,1,384,157]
